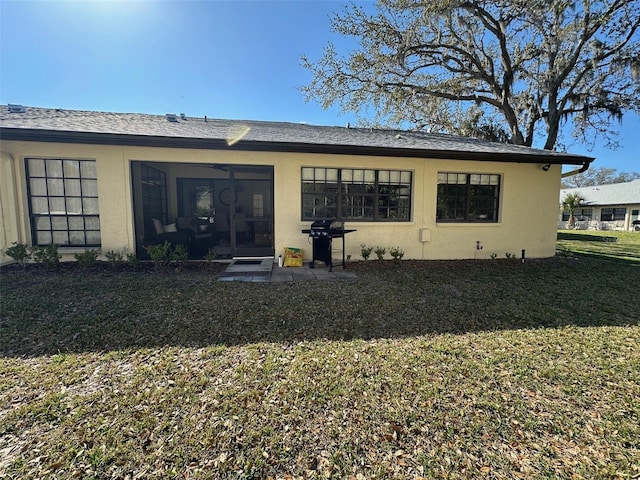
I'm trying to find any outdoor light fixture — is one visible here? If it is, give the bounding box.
[541,163,551,171]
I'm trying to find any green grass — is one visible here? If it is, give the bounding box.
[557,229,640,262]
[1,237,639,479]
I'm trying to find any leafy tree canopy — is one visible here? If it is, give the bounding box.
[302,0,640,151]
[562,166,640,187]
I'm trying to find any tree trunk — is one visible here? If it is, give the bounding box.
[544,115,560,151]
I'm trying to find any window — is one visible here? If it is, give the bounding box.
[302,167,412,221]
[600,207,626,221]
[26,158,100,246]
[177,178,214,218]
[437,173,500,222]
[142,164,168,223]
[562,208,593,222]
[252,194,265,217]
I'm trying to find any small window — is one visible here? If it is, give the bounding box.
[437,173,500,222]
[26,158,101,247]
[142,164,168,223]
[600,208,626,221]
[562,208,593,222]
[252,194,264,217]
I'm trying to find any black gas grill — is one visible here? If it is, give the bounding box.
[302,218,356,271]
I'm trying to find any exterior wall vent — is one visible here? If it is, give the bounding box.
[8,104,26,113]
[166,113,178,122]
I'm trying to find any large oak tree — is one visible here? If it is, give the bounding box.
[561,166,640,186]
[302,0,640,150]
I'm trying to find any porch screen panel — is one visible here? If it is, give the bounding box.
[26,158,101,247]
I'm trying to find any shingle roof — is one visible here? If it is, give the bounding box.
[0,105,593,165]
[560,179,640,206]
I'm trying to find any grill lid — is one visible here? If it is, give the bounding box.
[310,218,343,230]
[310,218,334,230]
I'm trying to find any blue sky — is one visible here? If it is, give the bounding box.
[1,0,638,172]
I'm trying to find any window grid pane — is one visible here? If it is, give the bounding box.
[36,231,52,245]
[26,158,101,247]
[47,160,63,178]
[28,159,46,177]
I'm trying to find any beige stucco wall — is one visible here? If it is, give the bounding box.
[0,151,24,257]
[0,139,562,265]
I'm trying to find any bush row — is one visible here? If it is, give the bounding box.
[2,241,202,271]
[359,244,404,261]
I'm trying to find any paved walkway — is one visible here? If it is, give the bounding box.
[218,258,358,282]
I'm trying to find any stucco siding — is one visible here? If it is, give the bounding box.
[0,151,23,261]
[0,140,562,264]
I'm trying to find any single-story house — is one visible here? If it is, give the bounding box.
[558,179,640,231]
[1,105,594,265]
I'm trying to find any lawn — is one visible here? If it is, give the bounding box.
[1,233,639,479]
[557,229,640,262]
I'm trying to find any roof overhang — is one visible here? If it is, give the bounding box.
[0,127,594,166]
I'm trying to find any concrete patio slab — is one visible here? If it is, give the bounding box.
[218,259,358,282]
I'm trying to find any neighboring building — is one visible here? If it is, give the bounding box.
[1,105,594,265]
[559,180,640,231]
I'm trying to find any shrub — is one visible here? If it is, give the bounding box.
[30,244,61,270]
[144,242,189,271]
[204,248,218,262]
[74,249,99,269]
[144,242,172,270]
[3,242,31,267]
[104,250,125,270]
[374,246,386,260]
[389,246,404,262]
[171,244,188,270]
[360,244,373,261]
[125,251,140,270]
